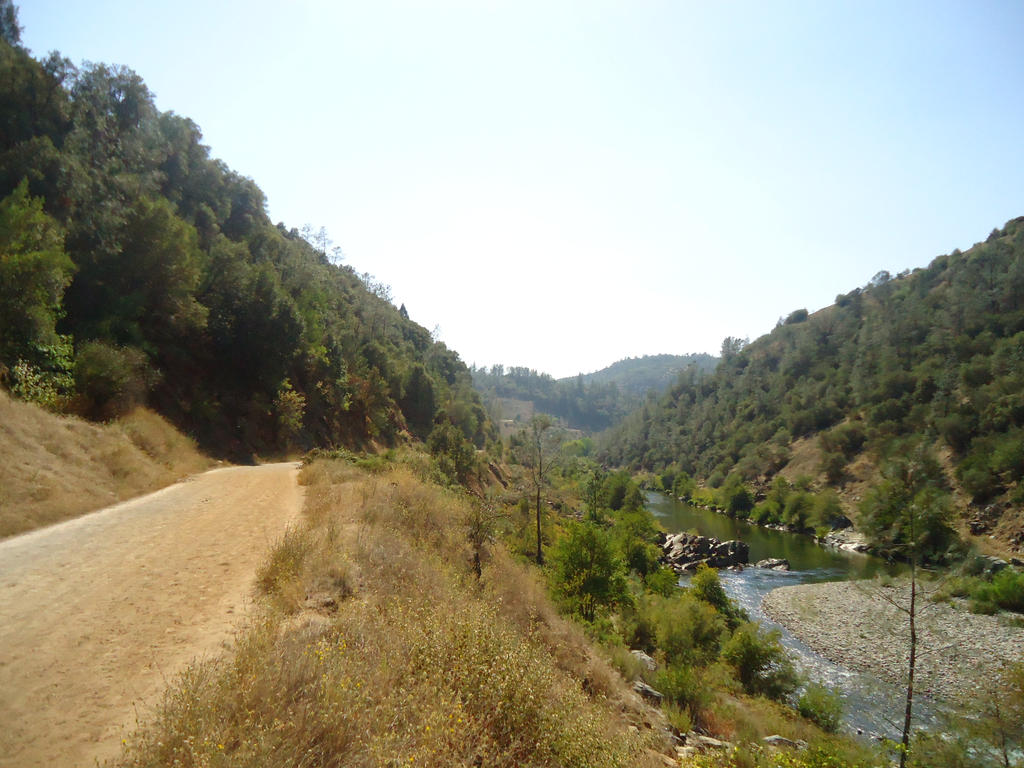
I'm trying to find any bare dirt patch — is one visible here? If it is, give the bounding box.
[0,462,303,768]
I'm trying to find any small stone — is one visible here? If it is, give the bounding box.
[630,649,657,671]
[633,679,665,703]
[689,734,730,751]
[763,735,807,749]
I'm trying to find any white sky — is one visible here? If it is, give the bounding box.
[19,0,1024,378]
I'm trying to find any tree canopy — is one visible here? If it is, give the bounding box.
[0,26,492,457]
[601,218,1024,534]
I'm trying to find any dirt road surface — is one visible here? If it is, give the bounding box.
[0,462,304,768]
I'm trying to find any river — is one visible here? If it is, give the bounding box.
[647,491,943,740]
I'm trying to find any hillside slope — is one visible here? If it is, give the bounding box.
[0,31,491,460]
[601,217,1024,555]
[0,388,209,537]
[111,459,673,768]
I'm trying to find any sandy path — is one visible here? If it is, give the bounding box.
[0,462,304,768]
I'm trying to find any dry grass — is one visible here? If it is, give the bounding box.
[115,458,670,768]
[0,390,210,538]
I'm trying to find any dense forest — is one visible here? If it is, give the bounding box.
[472,354,717,432]
[0,16,491,460]
[601,217,1024,546]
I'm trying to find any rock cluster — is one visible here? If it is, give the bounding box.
[630,649,657,671]
[967,503,1002,535]
[755,558,790,571]
[661,532,749,572]
[820,527,870,552]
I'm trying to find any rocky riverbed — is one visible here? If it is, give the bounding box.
[762,580,1024,703]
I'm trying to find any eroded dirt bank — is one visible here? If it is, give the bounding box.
[0,462,303,768]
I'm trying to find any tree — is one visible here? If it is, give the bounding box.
[465,494,508,581]
[273,378,306,448]
[550,522,628,621]
[399,363,436,440]
[582,467,606,520]
[690,563,744,628]
[860,449,957,768]
[973,662,1024,768]
[513,414,558,565]
[0,0,21,46]
[73,340,156,418]
[65,195,206,350]
[0,179,74,393]
[427,421,475,485]
[860,449,958,564]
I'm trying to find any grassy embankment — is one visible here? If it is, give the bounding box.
[112,453,894,767]
[0,389,210,538]
[113,456,672,768]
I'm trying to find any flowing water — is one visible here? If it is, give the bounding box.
[647,492,945,740]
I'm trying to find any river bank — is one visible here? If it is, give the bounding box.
[762,579,1024,703]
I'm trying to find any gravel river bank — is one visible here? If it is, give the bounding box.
[762,579,1024,703]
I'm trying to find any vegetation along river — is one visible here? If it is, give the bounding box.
[647,492,944,741]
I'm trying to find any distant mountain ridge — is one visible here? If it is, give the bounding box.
[472,353,717,433]
[566,353,719,395]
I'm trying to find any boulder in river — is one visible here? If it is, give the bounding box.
[756,558,790,571]
[820,528,870,552]
[662,532,749,571]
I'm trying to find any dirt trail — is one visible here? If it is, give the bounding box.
[0,462,304,768]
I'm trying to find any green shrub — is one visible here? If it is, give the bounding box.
[74,341,158,419]
[426,421,475,484]
[690,564,745,627]
[782,491,814,531]
[652,592,727,666]
[750,501,781,525]
[644,565,680,597]
[602,470,632,511]
[11,354,73,410]
[612,508,662,577]
[819,451,847,484]
[550,522,629,621]
[720,475,754,516]
[797,683,843,733]
[655,663,713,724]
[721,622,799,700]
[661,702,691,736]
[672,471,696,499]
[692,488,717,507]
[970,568,1024,614]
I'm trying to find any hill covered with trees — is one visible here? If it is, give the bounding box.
[574,353,718,395]
[472,354,716,433]
[0,15,490,460]
[601,218,1024,555]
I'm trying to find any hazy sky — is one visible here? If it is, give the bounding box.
[19,1,1024,377]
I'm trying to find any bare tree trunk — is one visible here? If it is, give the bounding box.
[900,561,917,768]
[535,485,543,565]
